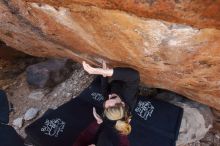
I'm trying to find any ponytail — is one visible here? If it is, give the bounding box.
[104,103,132,135]
[115,120,131,135]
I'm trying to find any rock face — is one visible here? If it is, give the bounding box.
[0,0,220,110]
[155,92,213,145]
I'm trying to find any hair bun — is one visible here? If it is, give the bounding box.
[115,120,131,135]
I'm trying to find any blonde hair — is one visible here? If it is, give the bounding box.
[104,103,131,135]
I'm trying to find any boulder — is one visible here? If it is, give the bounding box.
[24,108,39,121]
[26,59,74,88]
[0,0,220,110]
[12,117,23,129]
[155,92,213,145]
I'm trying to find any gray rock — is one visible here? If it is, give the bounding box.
[24,108,39,121]
[12,117,23,128]
[155,92,213,146]
[26,58,74,88]
[65,92,72,98]
[28,89,49,100]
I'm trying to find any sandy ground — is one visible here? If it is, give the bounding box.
[0,56,220,146]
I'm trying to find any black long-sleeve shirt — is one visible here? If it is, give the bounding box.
[101,67,140,111]
[97,67,140,146]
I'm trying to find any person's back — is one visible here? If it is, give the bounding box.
[82,61,140,146]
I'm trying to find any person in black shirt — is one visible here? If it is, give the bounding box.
[82,61,140,146]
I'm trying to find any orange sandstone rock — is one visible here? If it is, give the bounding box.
[0,0,220,110]
[25,0,220,29]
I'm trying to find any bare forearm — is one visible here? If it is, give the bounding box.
[82,61,113,77]
[95,68,113,77]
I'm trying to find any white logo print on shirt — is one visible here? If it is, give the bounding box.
[41,118,65,137]
[91,92,104,102]
[135,100,154,120]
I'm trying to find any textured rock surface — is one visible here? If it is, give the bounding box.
[25,0,220,29]
[0,0,220,110]
[26,59,74,88]
[155,92,213,145]
[212,109,220,131]
[12,117,23,129]
[24,107,39,121]
[27,89,49,100]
